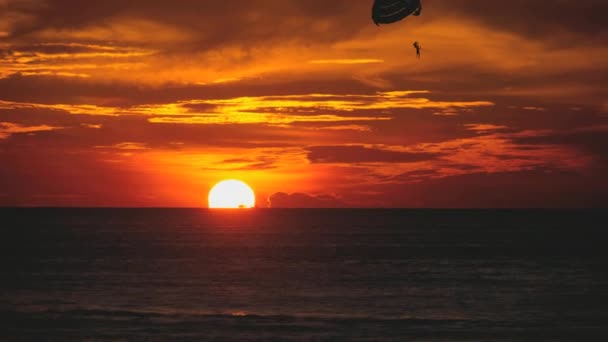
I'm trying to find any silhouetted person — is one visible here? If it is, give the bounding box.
[413,41,422,59]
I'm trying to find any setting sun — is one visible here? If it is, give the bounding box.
[208,180,255,208]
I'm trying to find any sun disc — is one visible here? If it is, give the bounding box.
[208,180,255,209]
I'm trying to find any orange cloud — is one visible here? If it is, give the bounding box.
[0,121,62,139]
[1,0,606,207]
[464,124,509,133]
[95,142,149,150]
[309,59,384,65]
[0,100,121,116]
[147,114,389,125]
[0,90,493,125]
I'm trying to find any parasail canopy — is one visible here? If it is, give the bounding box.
[372,0,422,26]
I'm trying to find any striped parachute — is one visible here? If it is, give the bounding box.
[372,0,422,26]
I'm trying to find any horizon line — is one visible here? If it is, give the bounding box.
[0,207,604,210]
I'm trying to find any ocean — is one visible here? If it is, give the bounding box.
[2,209,607,341]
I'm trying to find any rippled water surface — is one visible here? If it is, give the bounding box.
[2,209,607,340]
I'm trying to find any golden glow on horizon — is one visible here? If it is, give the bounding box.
[208,180,255,209]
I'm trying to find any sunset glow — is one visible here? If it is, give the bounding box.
[4,2,607,340]
[0,1,606,208]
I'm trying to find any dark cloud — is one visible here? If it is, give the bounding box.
[307,145,442,164]
[5,1,606,44]
[511,126,608,163]
[182,102,220,113]
[484,153,538,162]
[3,0,366,48]
[383,169,440,183]
[435,0,608,44]
[0,73,378,105]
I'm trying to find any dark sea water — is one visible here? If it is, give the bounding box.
[2,209,608,341]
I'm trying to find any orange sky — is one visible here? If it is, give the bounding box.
[1,0,607,207]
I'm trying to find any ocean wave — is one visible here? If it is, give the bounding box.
[4,308,606,341]
[6,306,545,327]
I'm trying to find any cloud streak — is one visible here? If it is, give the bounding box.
[0,121,62,139]
[1,0,606,207]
